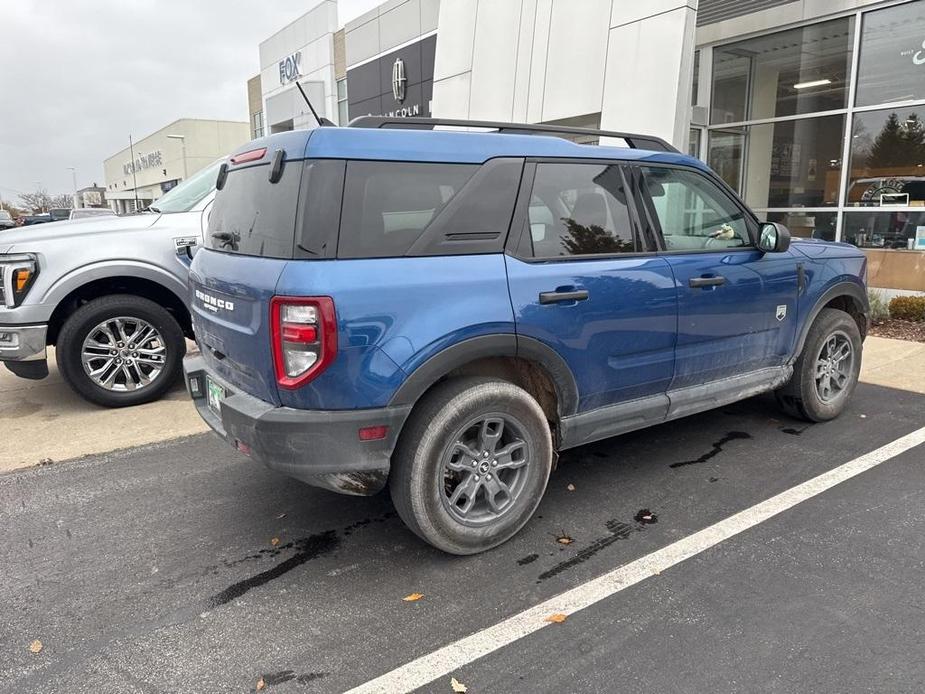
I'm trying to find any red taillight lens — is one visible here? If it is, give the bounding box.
[270,296,337,389]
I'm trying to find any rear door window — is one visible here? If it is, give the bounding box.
[338,161,476,258]
[525,162,638,258]
[207,162,302,258]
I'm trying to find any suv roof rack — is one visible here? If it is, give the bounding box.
[347,116,680,153]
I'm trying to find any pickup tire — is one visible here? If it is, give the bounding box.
[56,294,185,408]
[775,308,862,422]
[390,377,553,555]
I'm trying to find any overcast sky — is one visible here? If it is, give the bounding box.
[0,0,381,205]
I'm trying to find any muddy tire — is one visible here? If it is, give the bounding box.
[775,308,862,422]
[56,294,185,408]
[390,377,553,555]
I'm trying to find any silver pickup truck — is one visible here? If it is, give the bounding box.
[0,161,220,407]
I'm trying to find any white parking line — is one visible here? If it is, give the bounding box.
[346,425,925,694]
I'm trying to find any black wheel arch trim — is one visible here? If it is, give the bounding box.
[792,281,869,362]
[388,334,579,417]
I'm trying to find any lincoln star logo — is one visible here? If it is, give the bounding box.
[196,289,234,313]
[776,305,787,322]
[392,57,407,103]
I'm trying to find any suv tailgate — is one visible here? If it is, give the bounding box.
[189,248,287,405]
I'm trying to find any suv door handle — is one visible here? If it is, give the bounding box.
[689,275,726,288]
[539,289,589,304]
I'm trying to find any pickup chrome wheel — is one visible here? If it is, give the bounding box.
[775,308,862,423]
[390,377,553,555]
[57,294,185,408]
[81,317,167,392]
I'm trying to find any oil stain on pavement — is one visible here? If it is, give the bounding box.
[535,513,657,583]
[669,431,752,468]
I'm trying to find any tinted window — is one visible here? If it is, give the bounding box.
[207,161,302,258]
[640,167,752,250]
[526,163,636,257]
[338,162,476,258]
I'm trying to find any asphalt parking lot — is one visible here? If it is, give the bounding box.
[2,380,923,693]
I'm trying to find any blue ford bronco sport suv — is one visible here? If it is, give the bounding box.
[184,117,868,555]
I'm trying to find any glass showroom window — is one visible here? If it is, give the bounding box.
[842,210,925,249]
[764,211,838,240]
[855,2,925,107]
[846,105,925,207]
[710,17,854,124]
[710,116,845,209]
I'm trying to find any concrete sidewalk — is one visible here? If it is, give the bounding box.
[0,336,921,473]
[859,335,925,394]
[0,347,207,472]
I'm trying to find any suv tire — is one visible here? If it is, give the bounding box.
[56,294,186,408]
[390,377,553,555]
[775,307,862,422]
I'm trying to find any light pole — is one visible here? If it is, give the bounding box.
[33,182,45,212]
[166,134,187,181]
[67,167,78,208]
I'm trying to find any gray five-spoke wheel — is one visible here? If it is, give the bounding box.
[814,330,853,403]
[80,316,167,392]
[441,414,531,525]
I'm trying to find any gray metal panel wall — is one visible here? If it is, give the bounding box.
[697,0,799,26]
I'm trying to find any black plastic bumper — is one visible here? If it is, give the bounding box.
[183,355,412,496]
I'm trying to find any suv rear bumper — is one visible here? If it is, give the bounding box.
[183,355,411,496]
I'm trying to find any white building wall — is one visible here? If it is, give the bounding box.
[259,1,339,130]
[432,0,698,149]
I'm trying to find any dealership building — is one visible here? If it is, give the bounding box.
[248,0,925,292]
[103,119,249,214]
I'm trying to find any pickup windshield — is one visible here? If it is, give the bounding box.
[151,160,222,213]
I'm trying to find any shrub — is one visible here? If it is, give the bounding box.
[888,295,925,322]
[868,290,890,323]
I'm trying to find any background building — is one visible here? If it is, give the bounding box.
[104,119,249,213]
[250,0,925,293]
[74,183,107,209]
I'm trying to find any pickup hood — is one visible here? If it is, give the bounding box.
[0,214,160,251]
[790,237,863,259]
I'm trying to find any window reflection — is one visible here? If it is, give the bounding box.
[847,106,925,206]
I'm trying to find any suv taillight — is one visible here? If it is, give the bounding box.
[271,296,337,389]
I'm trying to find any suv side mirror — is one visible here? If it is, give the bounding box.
[758,222,791,253]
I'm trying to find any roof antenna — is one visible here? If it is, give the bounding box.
[295,81,335,127]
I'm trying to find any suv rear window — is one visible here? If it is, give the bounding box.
[338,161,476,258]
[208,162,302,258]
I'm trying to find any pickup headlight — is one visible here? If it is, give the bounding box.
[0,254,39,307]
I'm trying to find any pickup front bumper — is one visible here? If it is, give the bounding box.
[183,355,411,496]
[0,324,49,379]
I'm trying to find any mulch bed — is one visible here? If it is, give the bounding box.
[870,319,925,343]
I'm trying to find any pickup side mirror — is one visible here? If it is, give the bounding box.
[758,221,791,253]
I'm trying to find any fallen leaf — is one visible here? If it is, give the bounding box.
[28,640,42,654]
[556,535,574,545]
[450,676,468,692]
[567,484,576,491]
[256,677,266,691]
[403,592,424,602]
[270,537,280,547]
[544,613,568,623]
[276,513,286,519]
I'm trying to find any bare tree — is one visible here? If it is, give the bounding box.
[17,189,73,213]
[18,190,53,213]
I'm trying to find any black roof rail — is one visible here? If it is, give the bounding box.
[347,116,680,153]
